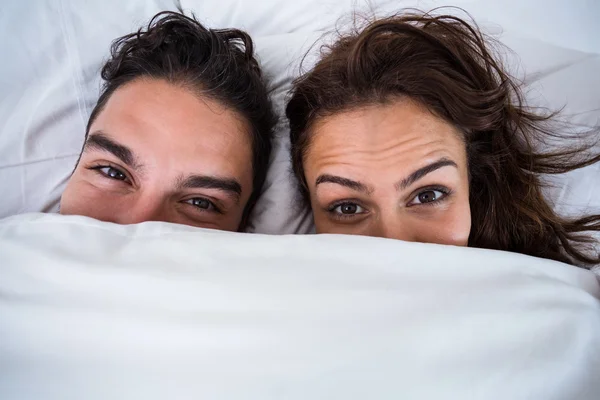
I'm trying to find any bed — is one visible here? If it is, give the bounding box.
[1,0,599,398]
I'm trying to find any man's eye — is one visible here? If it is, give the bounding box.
[408,189,446,205]
[332,202,365,215]
[185,197,218,212]
[98,166,127,181]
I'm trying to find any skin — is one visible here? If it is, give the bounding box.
[303,99,472,246]
[60,78,253,231]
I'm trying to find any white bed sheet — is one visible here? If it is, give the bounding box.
[0,213,599,399]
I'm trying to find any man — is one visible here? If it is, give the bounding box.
[60,11,276,231]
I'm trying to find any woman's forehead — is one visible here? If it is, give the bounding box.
[307,101,466,168]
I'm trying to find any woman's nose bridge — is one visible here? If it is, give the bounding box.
[372,212,415,241]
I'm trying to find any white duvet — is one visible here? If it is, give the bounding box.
[1,213,599,399]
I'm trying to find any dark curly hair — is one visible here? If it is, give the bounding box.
[286,10,600,267]
[85,11,277,228]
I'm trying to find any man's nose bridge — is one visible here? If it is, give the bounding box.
[124,194,167,224]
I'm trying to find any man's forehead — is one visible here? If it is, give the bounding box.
[93,83,250,155]
[96,78,251,141]
[86,129,243,167]
[83,79,255,189]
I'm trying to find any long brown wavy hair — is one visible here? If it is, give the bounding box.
[285,10,600,267]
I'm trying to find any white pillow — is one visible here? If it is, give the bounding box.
[0,0,599,234]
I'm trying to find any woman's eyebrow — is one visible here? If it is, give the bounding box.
[395,158,458,191]
[84,131,141,169]
[315,174,373,194]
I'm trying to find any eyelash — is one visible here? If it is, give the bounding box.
[87,164,223,215]
[326,199,368,220]
[183,197,223,215]
[87,164,130,183]
[407,186,452,208]
[325,186,452,219]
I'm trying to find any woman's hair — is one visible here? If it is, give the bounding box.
[285,10,600,267]
[85,11,277,227]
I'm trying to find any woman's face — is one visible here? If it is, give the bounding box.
[303,99,472,245]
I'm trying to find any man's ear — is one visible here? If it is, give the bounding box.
[238,211,250,233]
[71,130,91,176]
[238,195,256,233]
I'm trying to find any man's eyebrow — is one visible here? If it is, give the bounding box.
[395,158,458,191]
[179,175,243,203]
[315,174,373,194]
[84,132,138,168]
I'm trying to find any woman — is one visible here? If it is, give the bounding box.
[285,11,600,267]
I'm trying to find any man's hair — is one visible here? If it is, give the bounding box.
[286,10,600,266]
[86,11,277,228]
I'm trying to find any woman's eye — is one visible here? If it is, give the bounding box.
[332,203,365,215]
[409,189,446,205]
[98,166,127,181]
[185,197,216,212]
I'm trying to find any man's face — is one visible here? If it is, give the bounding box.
[60,78,254,231]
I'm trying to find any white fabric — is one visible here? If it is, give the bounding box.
[0,212,599,399]
[1,0,599,234]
